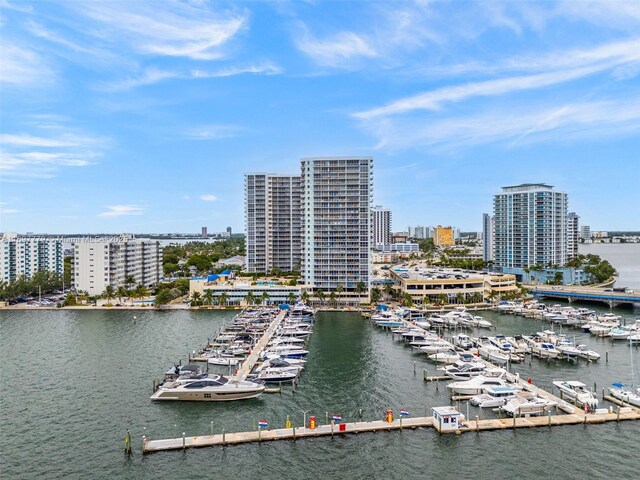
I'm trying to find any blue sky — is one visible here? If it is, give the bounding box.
[1,0,639,234]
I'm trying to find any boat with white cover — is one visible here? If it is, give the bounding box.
[470,386,518,408]
[446,374,509,395]
[500,393,558,416]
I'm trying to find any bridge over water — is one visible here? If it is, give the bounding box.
[531,286,640,308]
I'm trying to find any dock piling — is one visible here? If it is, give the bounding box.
[210,421,214,436]
[182,432,186,450]
[124,430,132,455]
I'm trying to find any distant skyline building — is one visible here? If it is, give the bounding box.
[433,226,455,247]
[567,212,579,259]
[371,205,391,245]
[201,226,207,238]
[482,214,494,262]
[244,173,302,274]
[581,225,591,239]
[301,157,373,297]
[0,233,63,284]
[493,183,568,272]
[72,237,162,296]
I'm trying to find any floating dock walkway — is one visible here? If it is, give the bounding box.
[142,406,640,453]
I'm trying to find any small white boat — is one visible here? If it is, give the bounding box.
[553,380,599,409]
[207,356,241,366]
[608,383,640,408]
[428,349,460,365]
[420,340,454,354]
[575,344,600,361]
[532,342,560,359]
[470,386,518,408]
[447,374,509,395]
[501,393,557,416]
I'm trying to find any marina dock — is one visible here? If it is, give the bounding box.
[234,309,287,381]
[142,406,640,453]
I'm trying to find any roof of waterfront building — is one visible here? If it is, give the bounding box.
[391,265,511,282]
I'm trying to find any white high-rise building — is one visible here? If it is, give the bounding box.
[567,212,580,259]
[580,225,591,240]
[493,183,568,271]
[245,173,302,273]
[72,237,162,296]
[0,233,64,283]
[371,206,391,245]
[301,157,373,298]
[482,214,494,262]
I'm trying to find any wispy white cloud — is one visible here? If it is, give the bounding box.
[295,28,378,67]
[200,194,218,202]
[183,195,191,200]
[355,66,608,120]
[0,0,32,13]
[0,44,56,87]
[363,97,640,151]
[98,205,145,217]
[68,1,248,60]
[102,62,281,91]
[0,121,107,180]
[185,125,243,140]
[0,202,20,215]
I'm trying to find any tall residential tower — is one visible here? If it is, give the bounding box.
[301,157,373,298]
[371,205,391,245]
[482,213,494,262]
[493,183,568,273]
[245,173,302,273]
[567,212,580,259]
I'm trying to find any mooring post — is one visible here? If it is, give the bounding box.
[413,361,416,374]
[182,432,186,450]
[606,351,609,363]
[258,427,262,442]
[476,415,479,431]
[331,421,334,437]
[222,429,226,446]
[325,412,329,425]
[423,369,427,381]
[292,425,296,440]
[210,421,214,436]
[617,407,621,422]
[400,415,403,430]
[602,388,605,400]
[141,435,147,453]
[548,411,551,427]
[125,430,132,454]
[359,408,363,421]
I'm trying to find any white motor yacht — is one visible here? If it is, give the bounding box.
[151,374,265,401]
[532,342,560,359]
[575,344,601,361]
[553,380,599,409]
[446,374,509,395]
[441,361,488,381]
[470,386,518,408]
[255,368,299,383]
[428,349,461,365]
[207,356,242,366]
[420,340,454,355]
[500,393,557,416]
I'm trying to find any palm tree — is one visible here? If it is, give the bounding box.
[329,292,337,307]
[316,289,325,306]
[217,292,229,307]
[470,292,483,304]
[203,290,214,306]
[487,290,498,304]
[245,291,256,306]
[135,284,148,304]
[437,292,448,306]
[370,287,382,305]
[191,291,201,306]
[383,283,394,299]
[402,292,413,307]
[102,285,115,305]
[261,291,270,306]
[117,286,127,305]
[422,295,429,306]
[301,291,310,304]
[125,275,136,292]
[455,292,466,305]
[288,291,296,305]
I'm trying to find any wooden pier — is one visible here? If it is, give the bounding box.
[235,309,287,381]
[141,406,640,454]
